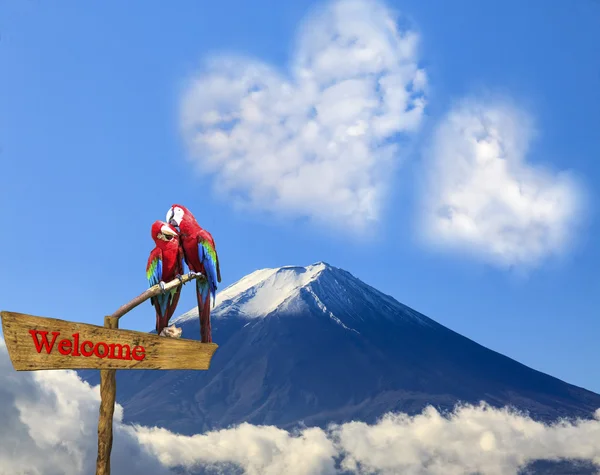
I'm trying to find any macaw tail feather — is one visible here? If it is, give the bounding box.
[197,279,212,343]
[154,303,166,335]
[211,286,217,308]
[162,286,182,332]
[154,286,182,336]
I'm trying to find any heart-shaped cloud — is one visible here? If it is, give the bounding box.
[418,97,586,268]
[180,0,426,231]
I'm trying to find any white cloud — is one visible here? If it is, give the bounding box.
[331,406,600,475]
[0,339,171,475]
[418,98,585,268]
[180,0,427,231]
[2,337,600,475]
[134,424,338,475]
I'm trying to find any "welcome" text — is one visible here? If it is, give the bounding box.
[28,330,146,361]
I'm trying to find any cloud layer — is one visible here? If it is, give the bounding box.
[180,0,426,230]
[0,339,171,475]
[419,98,585,268]
[2,338,600,475]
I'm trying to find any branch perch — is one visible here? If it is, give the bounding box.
[97,272,209,474]
[110,273,206,320]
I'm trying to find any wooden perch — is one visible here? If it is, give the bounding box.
[98,271,212,475]
[110,272,206,320]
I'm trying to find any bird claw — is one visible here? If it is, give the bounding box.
[188,271,201,279]
[160,325,182,338]
[176,274,184,284]
[159,281,167,294]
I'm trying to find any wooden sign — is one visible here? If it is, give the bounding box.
[1,311,218,371]
[2,272,214,475]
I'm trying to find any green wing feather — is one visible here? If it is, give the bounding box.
[146,249,170,316]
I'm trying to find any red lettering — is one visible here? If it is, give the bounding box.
[132,346,146,361]
[81,341,94,357]
[94,342,109,358]
[108,343,131,360]
[27,329,147,362]
[58,339,72,356]
[28,330,60,354]
[72,333,80,356]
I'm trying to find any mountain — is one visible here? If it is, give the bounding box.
[80,262,600,437]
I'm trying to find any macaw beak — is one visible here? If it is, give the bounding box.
[166,207,179,227]
[160,224,178,238]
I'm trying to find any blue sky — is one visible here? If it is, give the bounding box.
[1,0,599,394]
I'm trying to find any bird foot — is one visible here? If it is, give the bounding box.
[160,325,182,338]
[176,274,184,284]
[159,281,167,294]
[188,271,202,279]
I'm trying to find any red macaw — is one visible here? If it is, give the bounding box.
[166,204,221,343]
[146,220,184,336]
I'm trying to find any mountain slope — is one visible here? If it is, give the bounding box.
[80,262,600,436]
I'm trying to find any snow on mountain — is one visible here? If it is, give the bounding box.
[174,261,434,330]
[174,262,326,322]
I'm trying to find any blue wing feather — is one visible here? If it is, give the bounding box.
[147,252,169,316]
[198,239,219,306]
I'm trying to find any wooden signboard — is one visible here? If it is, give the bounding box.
[0,273,215,475]
[2,312,217,371]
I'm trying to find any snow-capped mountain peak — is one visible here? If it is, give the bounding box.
[174,262,331,323]
[79,262,600,444]
[173,261,434,329]
[80,262,600,442]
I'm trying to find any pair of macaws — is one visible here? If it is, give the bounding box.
[146,204,221,343]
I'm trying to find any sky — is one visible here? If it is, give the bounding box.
[1,0,599,405]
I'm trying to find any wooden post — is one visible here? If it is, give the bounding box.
[93,272,206,475]
[96,316,118,475]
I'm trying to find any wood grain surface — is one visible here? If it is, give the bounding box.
[96,316,118,475]
[1,311,218,371]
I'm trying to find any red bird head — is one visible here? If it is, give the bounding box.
[150,220,179,247]
[166,204,198,230]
